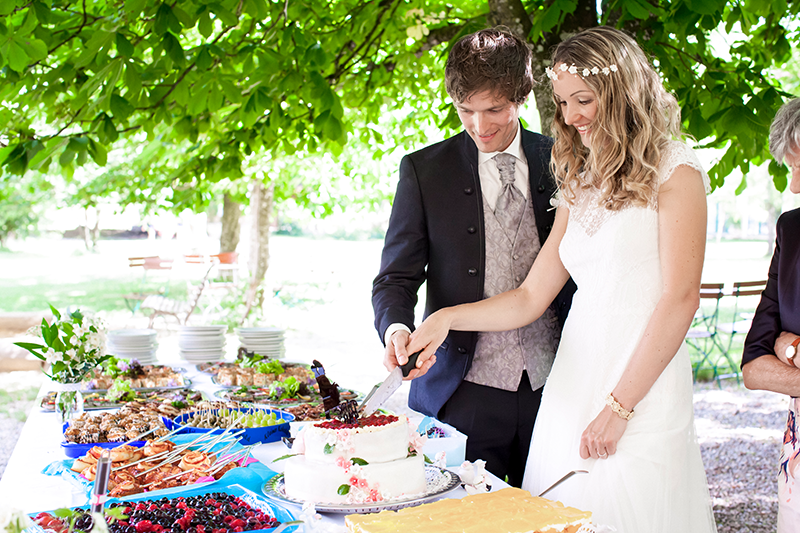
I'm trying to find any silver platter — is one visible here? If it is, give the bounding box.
[262,465,461,514]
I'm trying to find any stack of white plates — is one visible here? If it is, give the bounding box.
[235,327,285,359]
[178,325,227,362]
[107,329,158,364]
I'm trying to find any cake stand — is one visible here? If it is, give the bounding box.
[262,465,461,514]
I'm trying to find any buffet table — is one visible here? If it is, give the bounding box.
[0,362,505,529]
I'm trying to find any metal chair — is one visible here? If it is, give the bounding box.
[121,256,174,313]
[716,280,768,363]
[685,283,729,384]
[141,264,214,327]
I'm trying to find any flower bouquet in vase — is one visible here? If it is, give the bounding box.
[14,304,112,422]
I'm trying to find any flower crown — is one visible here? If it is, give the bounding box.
[545,63,618,81]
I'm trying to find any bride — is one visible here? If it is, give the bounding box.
[406,26,717,532]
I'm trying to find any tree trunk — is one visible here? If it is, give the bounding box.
[83,208,92,251]
[243,177,274,322]
[91,215,100,249]
[220,193,241,254]
[530,0,598,136]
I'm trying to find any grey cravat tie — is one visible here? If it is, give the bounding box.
[493,153,525,237]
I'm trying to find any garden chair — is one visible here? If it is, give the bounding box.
[685,283,730,385]
[716,279,768,363]
[121,256,174,313]
[140,264,214,327]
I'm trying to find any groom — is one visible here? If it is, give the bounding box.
[372,28,575,486]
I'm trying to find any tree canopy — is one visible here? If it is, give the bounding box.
[1,0,799,211]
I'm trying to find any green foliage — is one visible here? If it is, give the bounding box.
[13,305,112,382]
[1,0,798,204]
[0,0,445,188]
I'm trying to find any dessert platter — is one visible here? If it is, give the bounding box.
[67,437,243,498]
[46,424,274,500]
[40,388,205,412]
[84,357,188,391]
[31,484,298,533]
[344,487,593,533]
[275,402,327,421]
[212,384,360,408]
[201,357,314,388]
[62,404,172,451]
[165,405,294,445]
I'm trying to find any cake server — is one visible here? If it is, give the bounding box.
[538,469,588,497]
[359,351,421,416]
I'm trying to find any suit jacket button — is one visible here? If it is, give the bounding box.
[468,268,478,277]
[467,226,476,234]
[545,224,552,232]
[464,187,474,195]
[537,184,546,193]
[458,347,467,354]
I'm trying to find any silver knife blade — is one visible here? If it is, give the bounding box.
[359,367,403,416]
[359,351,420,416]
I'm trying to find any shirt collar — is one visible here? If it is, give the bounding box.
[478,123,524,166]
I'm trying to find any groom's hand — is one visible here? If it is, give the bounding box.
[385,330,435,380]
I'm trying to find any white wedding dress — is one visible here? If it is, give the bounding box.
[521,142,717,532]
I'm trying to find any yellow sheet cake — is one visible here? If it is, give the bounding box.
[345,487,591,533]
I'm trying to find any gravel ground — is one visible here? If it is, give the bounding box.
[695,381,785,532]
[0,371,787,531]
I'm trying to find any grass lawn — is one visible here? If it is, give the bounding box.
[0,234,773,386]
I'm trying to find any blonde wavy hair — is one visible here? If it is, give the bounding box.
[549,26,682,210]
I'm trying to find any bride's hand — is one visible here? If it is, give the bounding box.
[579,406,628,460]
[406,309,453,373]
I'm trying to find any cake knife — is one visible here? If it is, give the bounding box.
[359,351,421,416]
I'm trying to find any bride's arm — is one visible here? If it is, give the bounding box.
[406,205,572,369]
[580,164,707,460]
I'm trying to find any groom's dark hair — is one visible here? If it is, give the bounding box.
[445,27,533,105]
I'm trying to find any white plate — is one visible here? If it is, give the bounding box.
[109,341,157,349]
[240,341,283,348]
[235,327,284,334]
[180,354,224,362]
[179,338,225,348]
[179,346,227,353]
[179,325,228,333]
[109,329,157,338]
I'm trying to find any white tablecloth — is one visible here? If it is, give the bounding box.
[0,363,506,528]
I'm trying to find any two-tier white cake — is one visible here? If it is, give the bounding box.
[284,413,427,504]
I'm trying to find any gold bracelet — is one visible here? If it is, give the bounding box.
[605,393,634,421]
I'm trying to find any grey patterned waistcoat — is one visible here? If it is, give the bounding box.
[463,193,560,392]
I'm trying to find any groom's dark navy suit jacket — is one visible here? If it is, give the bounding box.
[372,124,576,418]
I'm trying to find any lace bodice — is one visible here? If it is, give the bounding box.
[560,141,709,237]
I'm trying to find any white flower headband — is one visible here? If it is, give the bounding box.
[545,62,618,81]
